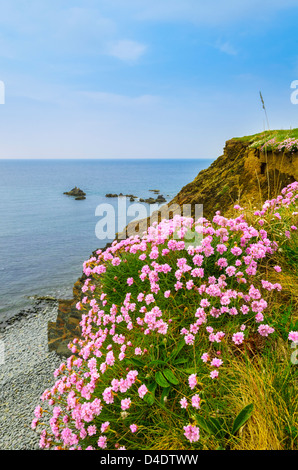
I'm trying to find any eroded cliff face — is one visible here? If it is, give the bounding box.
[48,138,298,357]
[171,138,298,221]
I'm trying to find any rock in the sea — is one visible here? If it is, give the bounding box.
[64,187,86,198]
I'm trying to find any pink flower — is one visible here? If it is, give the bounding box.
[191,394,201,409]
[127,277,134,286]
[179,397,188,409]
[138,384,148,399]
[188,373,197,390]
[183,424,200,443]
[34,405,43,419]
[258,324,274,337]
[87,425,97,436]
[164,290,171,298]
[232,332,244,345]
[130,424,138,433]
[121,398,132,410]
[210,370,219,379]
[100,421,110,433]
[288,331,298,342]
[210,358,223,367]
[98,435,107,449]
[274,265,282,272]
[201,353,209,363]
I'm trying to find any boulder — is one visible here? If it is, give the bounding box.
[64,187,86,198]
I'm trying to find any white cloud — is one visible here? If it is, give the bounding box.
[215,40,237,56]
[79,90,159,107]
[105,39,147,62]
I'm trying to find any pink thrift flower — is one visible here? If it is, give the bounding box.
[211,358,223,367]
[127,277,134,286]
[232,332,245,345]
[210,370,219,379]
[130,424,138,433]
[191,394,201,409]
[87,425,97,436]
[164,290,171,298]
[121,398,132,411]
[138,384,148,399]
[201,353,209,363]
[288,331,298,342]
[274,265,282,272]
[258,324,274,337]
[98,436,107,449]
[180,397,188,409]
[100,421,110,433]
[183,424,200,443]
[188,373,197,390]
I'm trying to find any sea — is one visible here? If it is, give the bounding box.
[0,158,213,323]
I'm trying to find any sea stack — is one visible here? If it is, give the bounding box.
[63,187,86,199]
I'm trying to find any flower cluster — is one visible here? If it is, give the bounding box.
[277,138,298,153]
[259,136,298,153]
[260,137,277,151]
[32,182,298,450]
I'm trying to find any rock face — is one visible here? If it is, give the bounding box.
[48,244,113,358]
[48,278,86,357]
[64,187,86,199]
[49,134,298,356]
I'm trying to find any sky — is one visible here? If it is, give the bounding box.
[0,0,298,159]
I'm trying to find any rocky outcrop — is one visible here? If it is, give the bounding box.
[105,192,167,204]
[171,138,297,221]
[64,187,86,199]
[48,277,86,357]
[48,243,114,358]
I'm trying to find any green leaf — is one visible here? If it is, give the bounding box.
[155,371,170,388]
[143,382,157,406]
[148,359,168,367]
[173,357,188,365]
[232,403,254,435]
[195,415,226,437]
[169,339,185,361]
[160,386,171,404]
[163,368,179,385]
[128,358,144,368]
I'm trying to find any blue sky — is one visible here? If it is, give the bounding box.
[1,0,298,159]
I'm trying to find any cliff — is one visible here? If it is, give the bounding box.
[171,135,298,221]
[48,130,298,357]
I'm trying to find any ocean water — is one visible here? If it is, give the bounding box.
[0,158,213,322]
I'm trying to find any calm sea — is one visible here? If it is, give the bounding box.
[0,158,213,322]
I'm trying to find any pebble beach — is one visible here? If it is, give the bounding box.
[0,303,65,450]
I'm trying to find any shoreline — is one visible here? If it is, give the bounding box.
[0,301,66,450]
